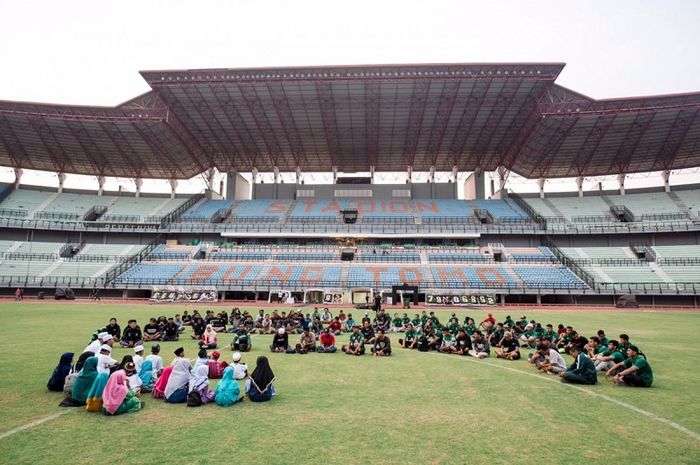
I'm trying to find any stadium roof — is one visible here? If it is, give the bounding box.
[1,63,699,179]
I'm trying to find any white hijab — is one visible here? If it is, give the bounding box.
[188,364,210,393]
[164,357,191,398]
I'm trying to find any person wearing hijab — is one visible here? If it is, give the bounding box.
[164,351,192,403]
[59,356,98,407]
[74,351,94,373]
[138,360,156,393]
[198,325,218,349]
[86,369,110,412]
[246,356,276,402]
[152,365,173,399]
[123,362,142,395]
[214,366,241,407]
[102,370,142,415]
[188,364,215,405]
[48,352,74,392]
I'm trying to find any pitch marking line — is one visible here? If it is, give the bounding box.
[421,351,700,441]
[0,410,71,441]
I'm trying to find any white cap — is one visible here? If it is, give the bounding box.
[103,334,114,342]
[134,345,144,353]
[97,332,108,340]
[232,352,242,362]
[277,327,285,335]
[100,344,112,353]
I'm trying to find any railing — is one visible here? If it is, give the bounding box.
[0,207,28,218]
[657,257,700,266]
[0,275,106,288]
[102,235,162,285]
[35,211,82,221]
[211,207,232,223]
[1,252,58,261]
[630,242,656,262]
[82,205,108,221]
[566,257,645,267]
[640,211,689,221]
[541,236,597,288]
[59,241,84,258]
[571,215,616,223]
[506,194,548,229]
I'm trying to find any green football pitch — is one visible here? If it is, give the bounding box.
[0,302,698,465]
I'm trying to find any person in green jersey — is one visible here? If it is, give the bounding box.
[391,313,404,332]
[585,336,601,359]
[401,313,411,330]
[596,330,609,347]
[342,326,365,355]
[607,345,653,387]
[398,324,417,349]
[502,315,515,330]
[463,318,477,336]
[447,318,461,335]
[411,314,422,327]
[592,340,624,372]
[559,344,597,385]
[419,311,429,326]
[488,323,505,347]
[543,324,558,341]
[438,328,456,354]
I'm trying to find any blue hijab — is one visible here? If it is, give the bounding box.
[214,366,240,407]
[138,360,154,388]
[47,352,74,391]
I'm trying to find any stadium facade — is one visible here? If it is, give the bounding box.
[1,63,699,307]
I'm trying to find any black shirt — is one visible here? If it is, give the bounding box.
[192,321,205,336]
[361,326,375,340]
[163,324,178,338]
[502,338,520,353]
[106,324,121,339]
[122,326,142,342]
[272,333,289,348]
[143,323,160,336]
[374,336,391,353]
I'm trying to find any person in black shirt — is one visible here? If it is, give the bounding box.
[454,329,472,355]
[143,318,162,342]
[105,318,121,342]
[360,321,375,345]
[371,329,391,357]
[163,318,179,341]
[210,314,226,333]
[374,293,382,312]
[374,310,390,332]
[120,320,143,348]
[182,311,192,326]
[270,328,290,353]
[496,332,521,360]
[191,317,206,340]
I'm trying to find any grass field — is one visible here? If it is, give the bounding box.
[0,302,698,465]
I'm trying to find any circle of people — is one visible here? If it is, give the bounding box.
[46,306,653,415]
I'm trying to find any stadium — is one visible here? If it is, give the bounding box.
[1,62,700,465]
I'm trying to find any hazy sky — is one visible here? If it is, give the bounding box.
[0,0,698,193]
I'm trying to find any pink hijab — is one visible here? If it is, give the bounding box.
[152,365,173,398]
[102,370,129,414]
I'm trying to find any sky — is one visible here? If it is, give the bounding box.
[0,0,699,194]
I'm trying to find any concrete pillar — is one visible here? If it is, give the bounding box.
[13,168,23,188]
[661,170,671,193]
[332,166,338,183]
[576,176,584,198]
[369,165,375,184]
[204,167,216,193]
[57,172,66,194]
[295,167,302,185]
[536,294,542,305]
[451,165,459,183]
[97,176,106,196]
[134,178,143,198]
[273,166,280,184]
[497,168,508,193]
[618,173,626,196]
[428,166,436,183]
[226,172,251,200]
[537,177,546,199]
[169,179,178,199]
[251,167,258,184]
[406,166,413,185]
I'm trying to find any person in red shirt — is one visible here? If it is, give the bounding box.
[316,329,337,353]
[480,313,496,331]
[328,317,342,335]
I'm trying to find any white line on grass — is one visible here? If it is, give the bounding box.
[0,410,71,441]
[421,351,700,441]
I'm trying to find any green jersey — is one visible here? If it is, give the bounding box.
[543,330,558,340]
[599,337,609,347]
[623,356,653,386]
[600,349,624,363]
[402,317,411,325]
[235,332,250,345]
[441,334,456,347]
[503,318,515,328]
[448,323,461,335]
[420,316,429,325]
[392,317,403,327]
[412,318,421,327]
[464,324,477,335]
[349,332,365,345]
[404,329,416,341]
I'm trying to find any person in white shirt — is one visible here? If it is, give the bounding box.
[133,345,145,372]
[320,308,333,324]
[83,332,110,354]
[145,344,164,378]
[536,345,567,374]
[96,344,118,374]
[231,352,248,380]
[123,361,143,395]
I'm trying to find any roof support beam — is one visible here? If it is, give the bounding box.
[210,84,258,169]
[651,107,700,171]
[473,79,523,169]
[426,79,461,167]
[448,79,492,168]
[402,79,431,167]
[364,80,381,168]
[314,81,340,168]
[573,113,619,176]
[235,82,283,169]
[612,112,656,174]
[266,81,304,169]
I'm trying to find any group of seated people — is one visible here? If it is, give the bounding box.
[47,329,279,415]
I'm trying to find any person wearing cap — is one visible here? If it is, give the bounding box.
[317,328,337,353]
[120,320,143,348]
[231,323,251,352]
[606,345,653,387]
[371,329,391,357]
[231,352,248,379]
[207,350,226,379]
[105,318,121,342]
[559,344,597,385]
[133,345,145,372]
[342,325,366,355]
[96,344,118,374]
[84,332,109,354]
[123,362,142,396]
[145,344,163,378]
[270,327,290,353]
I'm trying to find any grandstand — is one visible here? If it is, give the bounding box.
[0,62,699,306]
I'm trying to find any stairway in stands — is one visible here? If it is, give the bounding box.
[667,192,697,219]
